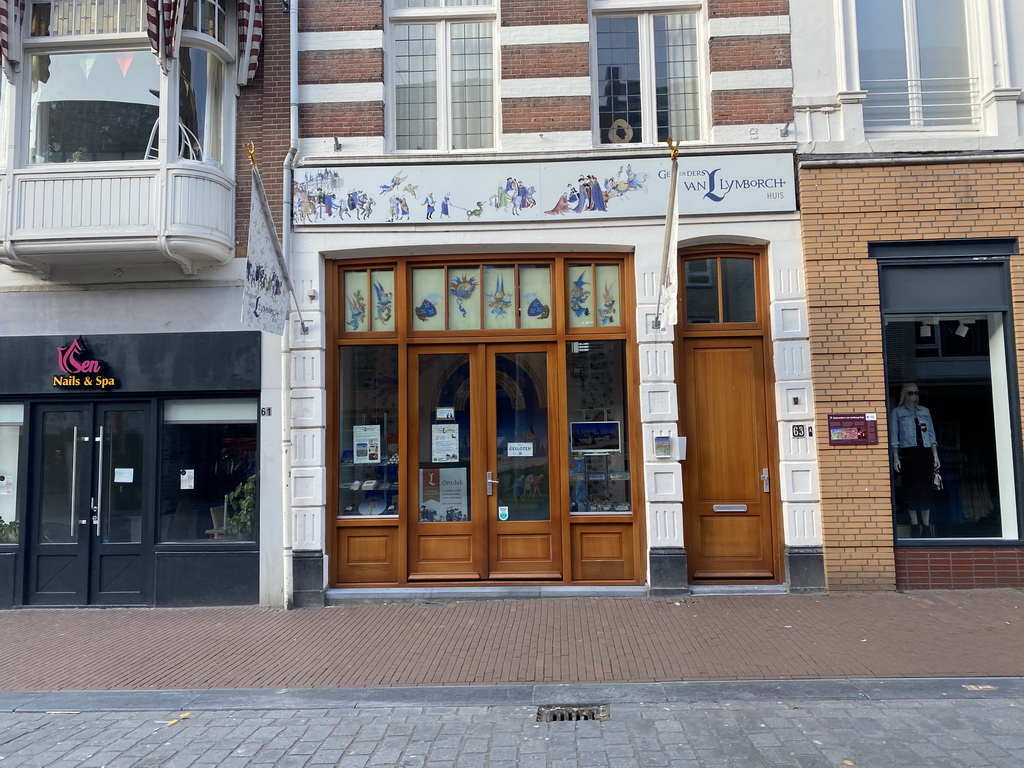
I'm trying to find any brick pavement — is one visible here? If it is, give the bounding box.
[1,589,1021,692]
[2,696,1024,768]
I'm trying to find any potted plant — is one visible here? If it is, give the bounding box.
[0,518,18,544]
[226,474,257,538]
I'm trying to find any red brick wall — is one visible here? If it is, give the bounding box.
[501,44,589,80]
[235,5,292,256]
[502,97,590,133]
[500,0,587,26]
[299,103,386,138]
[299,0,383,32]
[896,548,1024,589]
[710,35,791,71]
[709,0,789,16]
[800,159,1024,591]
[300,50,383,84]
[712,89,793,125]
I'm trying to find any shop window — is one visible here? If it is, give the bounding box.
[343,268,396,333]
[159,399,258,542]
[879,249,1019,542]
[338,346,400,518]
[854,0,977,129]
[884,313,1016,540]
[26,0,233,165]
[390,0,495,151]
[567,263,622,328]
[594,11,700,145]
[567,340,632,513]
[408,264,555,331]
[0,404,23,545]
[683,256,756,325]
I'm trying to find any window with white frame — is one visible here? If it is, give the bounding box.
[855,0,977,129]
[389,0,495,151]
[594,10,700,145]
[26,0,232,165]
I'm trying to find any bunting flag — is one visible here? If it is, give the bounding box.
[236,0,264,86]
[654,141,680,329]
[242,164,293,335]
[0,0,25,84]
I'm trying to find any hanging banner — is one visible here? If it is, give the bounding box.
[242,165,291,335]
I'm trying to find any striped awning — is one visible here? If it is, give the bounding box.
[236,0,263,86]
[0,0,25,82]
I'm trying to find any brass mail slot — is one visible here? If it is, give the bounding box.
[712,504,748,512]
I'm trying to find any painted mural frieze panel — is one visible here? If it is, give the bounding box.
[293,153,795,226]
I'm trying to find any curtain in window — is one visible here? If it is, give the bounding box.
[0,0,26,83]
[236,0,263,86]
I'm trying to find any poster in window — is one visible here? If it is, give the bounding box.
[431,424,460,463]
[483,265,516,330]
[370,269,395,332]
[419,467,470,522]
[448,267,482,331]
[353,424,381,464]
[568,265,596,328]
[519,265,552,329]
[411,267,446,331]
[595,264,621,327]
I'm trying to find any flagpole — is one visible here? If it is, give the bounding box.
[246,143,308,335]
[653,138,680,330]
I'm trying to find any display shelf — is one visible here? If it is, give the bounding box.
[569,453,632,513]
[338,455,399,517]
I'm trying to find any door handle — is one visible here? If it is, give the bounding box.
[93,426,104,536]
[70,426,80,533]
[761,468,770,493]
[486,471,499,496]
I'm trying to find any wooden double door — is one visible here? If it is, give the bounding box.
[407,343,562,580]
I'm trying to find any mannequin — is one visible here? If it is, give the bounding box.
[890,382,941,536]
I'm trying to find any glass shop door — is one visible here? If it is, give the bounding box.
[407,344,562,581]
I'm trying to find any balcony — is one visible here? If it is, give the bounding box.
[0,161,235,278]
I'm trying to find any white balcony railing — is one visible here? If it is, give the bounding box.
[861,76,980,130]
[0,161,235,277]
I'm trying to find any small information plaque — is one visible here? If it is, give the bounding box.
[827,413,878,445]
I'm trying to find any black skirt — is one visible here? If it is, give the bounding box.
[897,446,935,509]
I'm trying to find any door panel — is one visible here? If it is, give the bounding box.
[408,349,484,579]
[682,338,776,580]
[487,347,560,579]
[26,402,150,605]
[407,344,561,581]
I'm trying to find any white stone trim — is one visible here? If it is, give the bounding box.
[711,69,793,91]
[298,30,384,51]
[709,15,790,37]
[501,77,590,99]
[298,83,385,104]
[500,24,589,46]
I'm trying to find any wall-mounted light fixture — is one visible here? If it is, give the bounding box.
[333,137,342,151]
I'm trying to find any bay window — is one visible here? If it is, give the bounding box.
[25,0,233,165]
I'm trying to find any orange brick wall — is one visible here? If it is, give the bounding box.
[799,159,1024,591]
[709,35,791,71]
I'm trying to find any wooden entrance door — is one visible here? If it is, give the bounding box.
[407,344,561,580]
[681,337,776,580]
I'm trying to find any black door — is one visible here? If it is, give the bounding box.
[25,402,152,605]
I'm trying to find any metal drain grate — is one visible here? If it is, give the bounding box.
[536,704,611,722]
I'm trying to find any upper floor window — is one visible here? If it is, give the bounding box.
[389,0,495,151]
[855,0,977,129]
[26,0,232,165]
[594,11,700,145]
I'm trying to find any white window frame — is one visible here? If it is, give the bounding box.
[19,0,235,168]
[838,0,1014,138]
[387,0,498,153]
[590,2,705,148]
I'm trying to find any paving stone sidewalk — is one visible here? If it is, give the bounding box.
[2,589,1022,692]
[2,694,1023,768]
